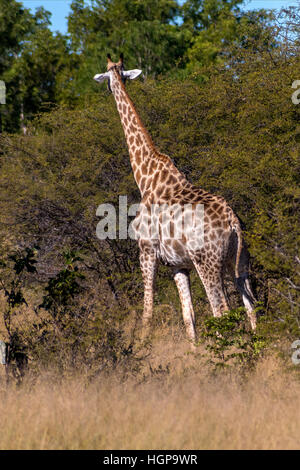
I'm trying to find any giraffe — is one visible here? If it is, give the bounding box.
[94,54,257,344]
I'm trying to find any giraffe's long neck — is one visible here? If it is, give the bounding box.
[110,69,187,198]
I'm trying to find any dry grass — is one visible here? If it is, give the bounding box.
[0,337,299,450]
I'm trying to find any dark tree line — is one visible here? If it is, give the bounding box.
[0,0,281,132]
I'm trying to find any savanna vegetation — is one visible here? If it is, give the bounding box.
[0,0,299,450]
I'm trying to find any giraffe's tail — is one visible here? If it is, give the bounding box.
[229,213,257,330]
[234,224,243,279]
[230,215,243,279]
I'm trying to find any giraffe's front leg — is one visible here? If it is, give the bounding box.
[139,242,158,332]
[173,268,196,347]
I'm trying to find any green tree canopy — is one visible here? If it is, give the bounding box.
[1,0,286,129]
[0,1,69,131]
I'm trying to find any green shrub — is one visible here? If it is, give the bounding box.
[200,308,266,371]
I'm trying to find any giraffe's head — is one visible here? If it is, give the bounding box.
[94,54,142,92]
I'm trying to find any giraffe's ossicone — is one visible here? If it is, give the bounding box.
[94,54,257,345]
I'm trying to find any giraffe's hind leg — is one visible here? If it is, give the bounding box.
[236,274,257,330]
[173,268,196,346]
[193,261,229,318]
[226,232,257,330]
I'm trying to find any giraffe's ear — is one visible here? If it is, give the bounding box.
[93,72,110,83]
[123,69,142,80]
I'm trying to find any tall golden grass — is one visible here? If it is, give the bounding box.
[0,335,299,450]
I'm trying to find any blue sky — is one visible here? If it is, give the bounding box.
[21,0,298,34]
